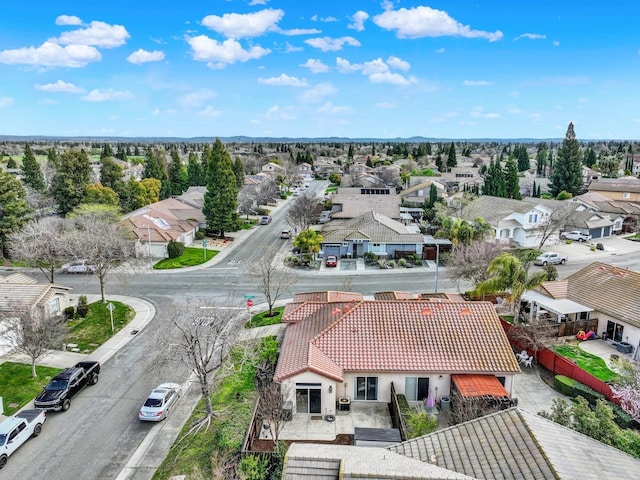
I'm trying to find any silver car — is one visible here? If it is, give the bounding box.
[138,383,181,422]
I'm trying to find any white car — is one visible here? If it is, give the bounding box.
[61,261,96,274]
[138,383,181,422]
[561,230,592,242]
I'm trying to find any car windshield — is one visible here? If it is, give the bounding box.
[144,397,163,408]
[47,378,69,390]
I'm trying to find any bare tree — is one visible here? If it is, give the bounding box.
[254,249,298,316]
[64,214,136,302]
[8,217,68,283]
[238,186,258,218]
[286,194,322,231]
[443,240,508,290]
[506,315,557,361]
[256,380,290,448]
[160,299,247,433]
[255,179,280,206]
[534,203,574,249]
[1,307,67,377]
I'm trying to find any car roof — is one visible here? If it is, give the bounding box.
[148,383,178,399]
[0,417,24,433]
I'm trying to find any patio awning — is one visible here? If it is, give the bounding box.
[522,291,593,316]
[452,374,510,398]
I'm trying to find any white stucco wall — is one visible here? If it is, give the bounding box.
[597,312,640,360]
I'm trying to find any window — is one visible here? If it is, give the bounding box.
[296,383,322,414]
[50,297,60,315]
[355,377,378,400]
[405,377,430,401]
[623,192,631,199]
[528,214,538,223]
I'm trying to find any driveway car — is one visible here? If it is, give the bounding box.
[259,215,272,225]
[325,255,338,268]
[561,230,592,242]
[534,252,568,266]
[280,230,291,239]
[61,261,96,274]
[138,383,181,422]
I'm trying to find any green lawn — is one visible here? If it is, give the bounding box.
[325,186,337,194]
[245,306,284,328]
[240,218,257,230]
[553,344,618,382]
[0,363,62,415]
[66,300,134,353]
[153,247,218,269]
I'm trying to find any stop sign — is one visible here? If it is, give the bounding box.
[246,299,254,307]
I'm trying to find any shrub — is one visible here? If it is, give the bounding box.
[387,260,396,268]
[285,256,300,266]
[398,258,407,267]
[555,375,578,396]
[378,259,387,269]
[194,230,205,240]
[405,410,438,439]
[364,251,377,263]
[413,259,423,266]
[573,385,605,405]
[611,403,635,429]
[76,295,89,317]
[64,306,76,320]
[167,241,185,258]
[238,453,269,480]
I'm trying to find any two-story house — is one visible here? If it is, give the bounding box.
[588,177,640,202]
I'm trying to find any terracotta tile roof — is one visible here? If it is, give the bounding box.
[374,291,415,300]
[292,291,363,304]
[565,261,640,328]
[451,374,509,398]
[275,298,520,382]
[389,408,640,480]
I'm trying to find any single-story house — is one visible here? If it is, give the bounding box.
[387,407,640,480]
[0,273,71,319]
[260,161,285,176]
[320,211,423,259]
[524,261,640,359]
[273,293,521,417]
[563,210,614,240]
[121,197,203,258]
[572,191,640,234]
[400,180,447,207]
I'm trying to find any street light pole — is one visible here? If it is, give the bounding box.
[434,242,440,293]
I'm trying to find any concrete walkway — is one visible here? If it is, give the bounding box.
[513,363,567,414]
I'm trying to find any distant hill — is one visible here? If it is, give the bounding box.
[0,134,568,143]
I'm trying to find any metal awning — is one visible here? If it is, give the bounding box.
[522,291,593,316]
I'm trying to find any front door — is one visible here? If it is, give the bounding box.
[417,378,430,401]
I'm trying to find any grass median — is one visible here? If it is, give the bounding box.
[66,300,135,353]
[0,363,62,415]
[153,247,218,269]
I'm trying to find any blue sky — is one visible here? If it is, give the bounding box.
[1,1,639,140]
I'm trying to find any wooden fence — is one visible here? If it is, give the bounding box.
[389,382,408,441]
[500,319,617,403]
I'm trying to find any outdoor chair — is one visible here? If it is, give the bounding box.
[517,350,529,363]
[524,356,534,368]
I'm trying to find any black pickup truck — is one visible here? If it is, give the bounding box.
[34,361,101,412]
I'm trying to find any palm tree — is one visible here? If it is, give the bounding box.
[475,253,547,320]
[293,228,323,259]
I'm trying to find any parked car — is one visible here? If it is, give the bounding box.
[325,255,338,267]
[534,252,568,266]
[0,410,46,469]
[280,230,291,239]
[259,215,272,225]
[561,230,592,242]
[61,260,96,274]
[138,383,182,422]
[34,361,101,412]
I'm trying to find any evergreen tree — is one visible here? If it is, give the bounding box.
[505,157,522,199]
[0,171,32,256]
[51,149,92,215]
[168,148,188,196]
[143,148,170,199]
[447,142,457,170]
[347,144,354,159]
[6,157,17,169]
[372,143,376,156]
[100,157,123,190]
[482,159,495,196]
[21,144,46,191]
[435,153,443,172]
[583,146,597,168]
[100,144,114,160]
[187,151,205,186]
[514,144,530,172]
[46,148,59,169]
[428,183,438,208]
[535,142,548,176]
[549,122,583,197]
[233,157,245,190]
[203,139,238,238]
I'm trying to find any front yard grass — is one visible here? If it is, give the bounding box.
[66,300,134,353]
[245,307,284,329]
[325,186,337,194]
[0,363,62,415]
[153,247,218,269]
[552,344,618,382]
[153,339,272,480]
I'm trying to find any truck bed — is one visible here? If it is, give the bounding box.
[14,410,45,423]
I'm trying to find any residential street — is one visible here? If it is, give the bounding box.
[3,190,640,479]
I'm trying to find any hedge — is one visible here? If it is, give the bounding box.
[555,375,578,396]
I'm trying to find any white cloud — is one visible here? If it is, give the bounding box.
[201,9,283,39]
[348,11,369,31]
[470,106,499,118]
[284,42,303,53]
[369,72,416,86]
[434,48,445,54]
[34,80,84,93]
[127,49,165,64]
[55,15,82,26]
[530,113,543,122]
[462,80,491,86]
[305,36,360,52]
[300,58,329,73]
[386,55,410,71]
[198,106,222,117]
[187,36,270,68]
[278,28,322,36]
[514,33,546,41]
[336,57,360,73]
[0,97,13,108]
[55,21,130,48]
[249,0,268,5]
[266,105,296,121]
[317,101,352,115]
[311,15,337,22]
[178,89,218,108]
[298,83,337,103]
[0,42,101,67]
[553,40,560,47]
[258,74,308,87]
[376,101,395,109]
[373,6,503,42]
[81,89,133,102]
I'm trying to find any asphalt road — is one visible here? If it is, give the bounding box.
[5,182,640,479]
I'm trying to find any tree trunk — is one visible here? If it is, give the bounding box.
[31,358,37,378]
